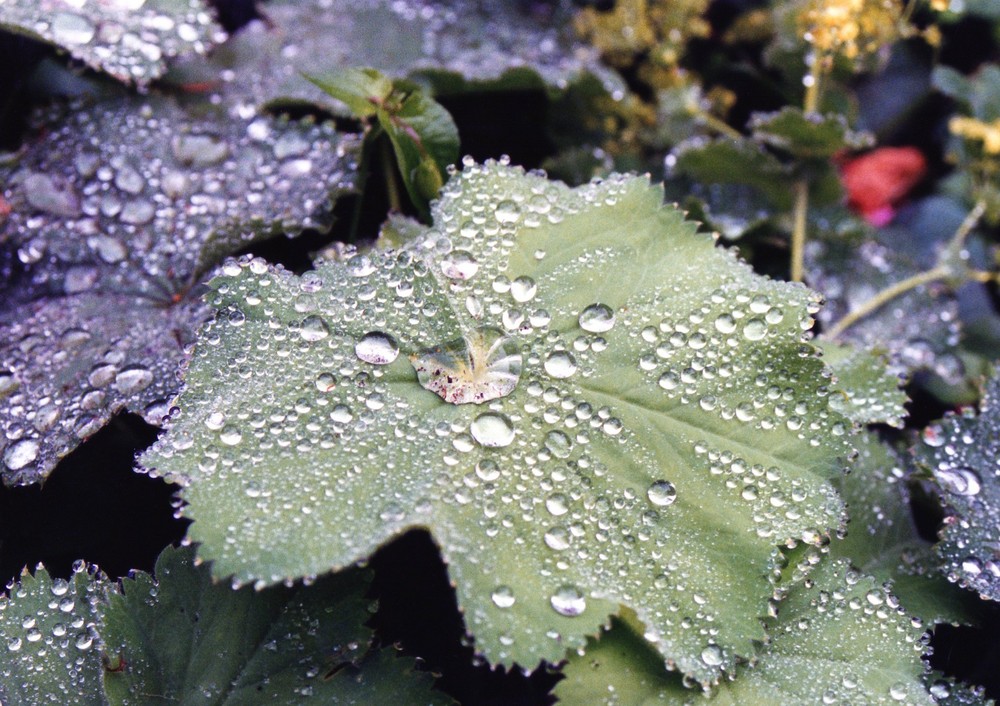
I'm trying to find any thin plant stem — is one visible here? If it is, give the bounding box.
[789,58,825,282]
[380,138,403,213]
[825,266,949,339]
[826,199,988,338]
[695,110,743,140]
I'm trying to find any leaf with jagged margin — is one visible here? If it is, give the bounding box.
[555,557,933,705]
[925,673,995,706]
[0,0,223,85]
[830,431,979,626]
[668,137,796,210]
[750,107,873,160]
[141,161,851,686]
[806,207,961,380]
[913,375,1000,602]
[102,546,448,705]
[0,563,106,706]
[164,0,624,117]
[0,547,448,705]
[0,94,360,486]
[816,340,907,428]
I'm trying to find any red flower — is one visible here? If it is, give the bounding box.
[838,146,927,226]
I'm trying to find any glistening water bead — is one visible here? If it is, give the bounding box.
[355,331,400,365]
[411,326,522,405]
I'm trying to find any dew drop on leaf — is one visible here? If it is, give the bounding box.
[550,585,586,617]
[578,303,615,333]
[700,644,723,666]
[491,586,516,609]
[935,466,982,496]
[647,480,677,507]
[470,412,515,448]
[355,331,400,365]
[3,439,39,471]
[411,327,521,405]
[441,249,479,280]
[298,314,330,342]
[543,350,577,379]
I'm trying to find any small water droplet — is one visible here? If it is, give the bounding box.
[647,480,677,507]
[219,425,243,446]
[545,493,570,516]
[441,250,480,280]
[701,645,723,666]
[3,439,39,471]
[550,585,586,617]
[298,314,330,342]
[470,412,515,447]
[355,331,400,365]
[492,585,516,608]
[510,276,537,303]
[742,318,768,341]
[495,199,521,224]
[936,466,982,496]
[115,366,154,394]
[578,303,615,333]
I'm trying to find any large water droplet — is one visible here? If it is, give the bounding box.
[550,585,586,617]
[701,645,723,666]
[298,314,330,342]
[411,327,522,405]
[441,250,479,280]
[647,480,677,507]
[578,303,615,333]
[355,331,400,365]
[544,351,577,379]
[3,439,39,470]
[936,466,982,496]
[51,12,96,45]
[115,366,154,394]
[510,276,537,303]
[470,412,515,448]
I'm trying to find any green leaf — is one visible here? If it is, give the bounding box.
[0,0,223,85]
[816,341,908,428]
[0,563,106,705]
[0,93,360,486]
[914,375,1000,602]
[924,673,995,706]
[142,161,850,685]
[374,85,459,214]
[668,137,795,210]
[0,548,446,705]
[830,431,979,626]
[750,107,873,160]
[556,557,933,705]
[305,67,394,118]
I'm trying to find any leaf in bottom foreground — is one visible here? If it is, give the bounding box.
[0,548,446,705]
[555,558,933,705]
[142,161,850,685]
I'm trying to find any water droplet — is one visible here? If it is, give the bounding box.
[298,314,330,342]
[742,318,768,341]
[544,526,570,550]
[701,645,723,666]
[411,327,522,405]
[714,313,736,334]
[495,199,521,224]
[544,351,577,379]
[550,585,586,617]
[491,585,516,608]
[51,12,95,45]
[545,492,570,516]
[470,412,515,447]
[889,683,908,701]
[441,250,480,280]
[3,439,39,470]
[543,430,572,458]
[936,466,982,496]
[115,366,154,394]
[510,276,537,303]
[219,425,243,446]
[578,303,615,333]
[355,331,400,365]
[647,480,677,507]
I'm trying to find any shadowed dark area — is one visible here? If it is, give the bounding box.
[0,414,188,588]
[369,529,562,706]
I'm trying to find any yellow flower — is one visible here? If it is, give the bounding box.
[950,116,1000,155]
[799,0,900,60]
[930,0,949,11]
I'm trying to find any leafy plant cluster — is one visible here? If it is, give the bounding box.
[1,0,999,704]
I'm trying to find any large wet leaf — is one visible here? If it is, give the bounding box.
[166,0,623,115]
[0,0,223,85]
[554,557,933,704]
[831,432,978,626]
[0,95,360,485]
[914,375,1000,602]
[0,547,446,705]
[142,161,850,685]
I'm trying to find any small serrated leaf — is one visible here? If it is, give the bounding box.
[817,340,908,427]
[750,107,873,160]
[669,137,795,210]
[556,558,933,705]
[142,161,851,686]
[0,0,224,85]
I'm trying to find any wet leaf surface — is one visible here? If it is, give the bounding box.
[555,557,933,704]
[914,375,1000,602]
[142,160,851,685]
[817,340,908,428]
[0,0,223,85]
[0,94,361,485]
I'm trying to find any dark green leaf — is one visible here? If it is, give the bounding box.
[750,107,873,160]
[669,137,795,210]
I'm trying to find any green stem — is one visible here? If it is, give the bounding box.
[790,179,809,283]
[825,266,949,339]
[380,138,403,213]
[348,133,374,242]
[694,110,743,140]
